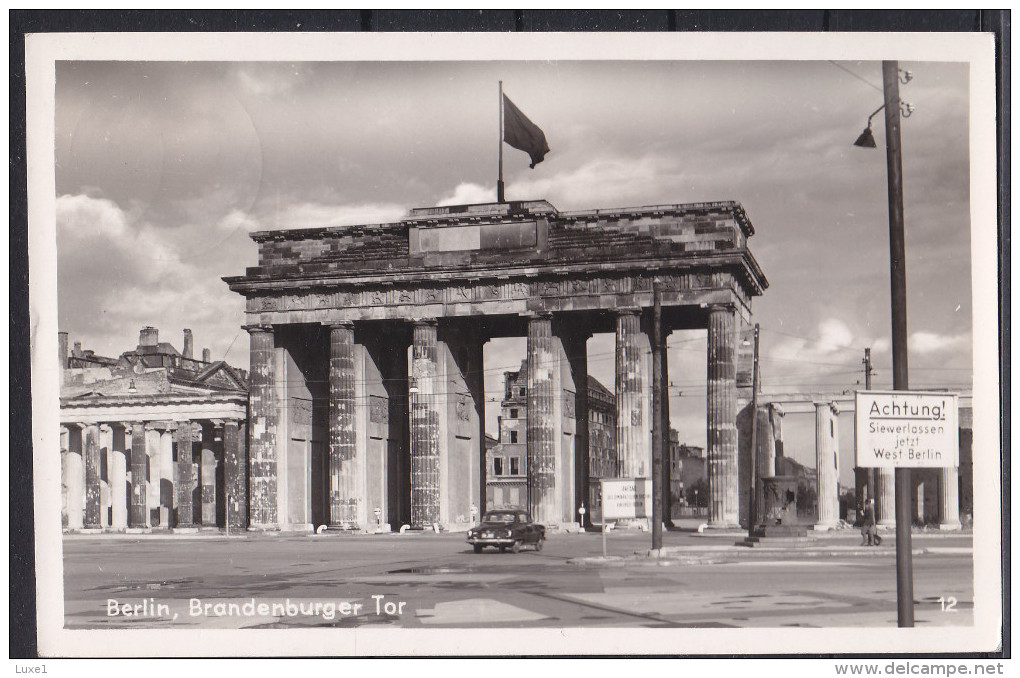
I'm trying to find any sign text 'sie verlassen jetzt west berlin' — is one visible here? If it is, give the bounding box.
[855,391,960,468]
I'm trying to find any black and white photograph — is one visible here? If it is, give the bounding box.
[19,20,1003,663]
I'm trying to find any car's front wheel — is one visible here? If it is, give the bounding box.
[535,539,543,552]
[473,544,483,554]
[511,540,521,554]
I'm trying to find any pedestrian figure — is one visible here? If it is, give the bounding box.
[861,499,877,546]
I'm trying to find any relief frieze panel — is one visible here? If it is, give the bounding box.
[478,283,501,301]
[455,395,472,422]
[250,270,737,317]
[369,396,388,425]
[291,398,313,426]
[539,280,560,297]
[507,281,530,299]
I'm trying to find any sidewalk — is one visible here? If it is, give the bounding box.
[566,529,974,566]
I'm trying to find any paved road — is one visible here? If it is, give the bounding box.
[63,530,974,630]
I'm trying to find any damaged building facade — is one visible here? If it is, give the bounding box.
[224,199,769,531]
[486,359,617,516]
[59,328,249,532]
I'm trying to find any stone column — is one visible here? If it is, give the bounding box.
[564,330,591,526]
[129,423,149,528]
[63,425,84,530]
[247,325,279,529]
[329,322,358,528]
[754,405,775,526]
[436,323,485,526]
[876,468,896,527]
[200,423,217,526]
[527,313,557,524]
[707,305,739,527]
[146,426,163,527]
[83,423,102,529]
[99,424,113,528]
[376,327,412,528]
[814,402,839,530]
[409,320,441,527]
[223,419,248,529]
[175,423,197,528]
[615,309,650,479]
[160,428,175,527]
[468,333,488,522]
[109,425,128,530]
[939,466,961,530]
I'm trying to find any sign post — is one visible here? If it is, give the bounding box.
[856,390,959,625]
[600,478,653,558]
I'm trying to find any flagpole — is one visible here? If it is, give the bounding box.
[497,80,505,203]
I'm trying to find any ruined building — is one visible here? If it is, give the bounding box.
[486,359,617,516]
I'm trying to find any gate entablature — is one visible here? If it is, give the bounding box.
[223,200,768,325]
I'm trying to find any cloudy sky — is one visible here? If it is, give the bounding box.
[53,49,977,476]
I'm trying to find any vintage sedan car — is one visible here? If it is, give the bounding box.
[466,509,545,553]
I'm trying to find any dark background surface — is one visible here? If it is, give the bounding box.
[8,9,1009,659]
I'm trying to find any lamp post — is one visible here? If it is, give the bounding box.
[853,60,915,628]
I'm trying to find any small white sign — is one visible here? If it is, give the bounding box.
[855,391,959,468]
[600,478,652,520]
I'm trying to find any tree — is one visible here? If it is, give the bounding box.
[685,478,709,508]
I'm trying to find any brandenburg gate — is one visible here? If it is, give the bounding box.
[224,199,768,531]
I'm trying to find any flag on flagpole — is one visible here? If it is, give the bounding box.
[502,94,550,169]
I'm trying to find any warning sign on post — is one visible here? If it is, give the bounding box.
[600,478,652,520]
[855,391,959,468]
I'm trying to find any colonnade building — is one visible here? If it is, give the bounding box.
[59,328,249,532]
[224,199,768,531]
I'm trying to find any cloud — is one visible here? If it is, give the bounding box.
[55,193,130,240]
[510,155,681,210]
[765,317,885,394]
[278,201,408,228]
[57,193,248,362]
[437,183,496,207]
[770,318,862,362]
[909,331,970,355]
[816,318,856,351]
[218,201,411,234]
[217,208,263,234]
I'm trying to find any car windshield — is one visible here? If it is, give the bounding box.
[483,512,517,523]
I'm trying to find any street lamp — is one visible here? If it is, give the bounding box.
[854,101,916,148]
[852,60,914,628]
